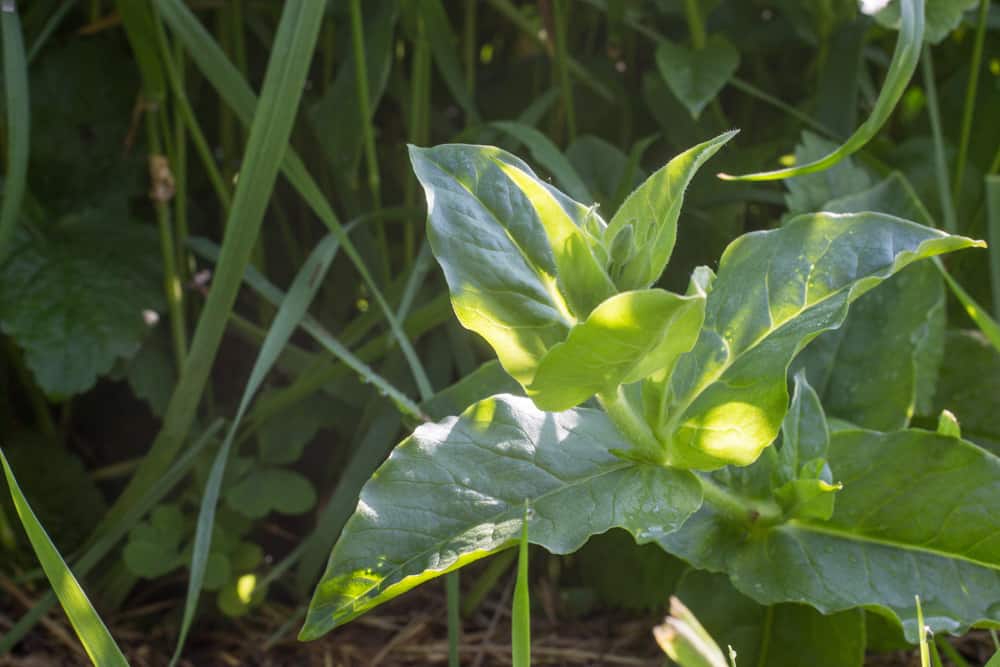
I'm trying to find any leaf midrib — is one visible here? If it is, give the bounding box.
[787,520,1000,572]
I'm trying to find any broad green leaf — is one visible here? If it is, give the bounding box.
[988,648,1000,667]
[0,223,163,397]
[409,143,614,386]
[224,468,317,519]
[605,131,737,292]
[874,0,978,43]
[657,427,1000,641]
[675,570,865,667]
[300,394,702,639]
[528,288,706,411]
[931,330,1000,455]
[720,0,924,181]
[576,529,687,611]
[797,172,944,427]
[794,262,945,430]
[1,449,129,667]
[655,35,740,119]
[491,121,592,204]
[784,133,873,217]
[824,172,935,226]
[656,212,982,470]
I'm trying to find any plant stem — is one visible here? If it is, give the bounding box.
[464,0,477,98]
[597,388,663,463]
[698,475,783,526]
[349,0,389,282]
[952,0,991,200]
[145,105,189,369]
[553,0,575,142]
[987,176,1000,318]
[921,44,957,234]
[683,0,706,49]
[446,572,461,667]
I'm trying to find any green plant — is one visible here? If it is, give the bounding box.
[299,133,995,655]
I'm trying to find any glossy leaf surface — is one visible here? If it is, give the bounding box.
[301,394,701,639]
[604,131,736,291]
[528,288,706,411]
[658,427,1000,641]
[409,143,614,386]
[657,212,981,469]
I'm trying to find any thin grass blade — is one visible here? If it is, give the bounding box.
[171,232,341,665]
[936,259,1000,353]
[0,422,221,653]
[156,0,432,401]
[511,501,531,667]
[0,449,129,667]
[718,0,924,181]
[987,175,1000,318]
[0,0,29,264]
[97,0,325,542]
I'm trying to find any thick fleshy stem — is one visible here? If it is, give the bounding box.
[597,387,665,464]
[698,475,783,527]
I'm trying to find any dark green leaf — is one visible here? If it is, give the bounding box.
[655,35,740,119]
[931,330,1000,454]
[0,224,163,397]
[300,394,702,639]
[675,570,865,667]
[658,427,1000,641]
[225,468,317,519]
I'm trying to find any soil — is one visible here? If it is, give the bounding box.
[2,576,997,666]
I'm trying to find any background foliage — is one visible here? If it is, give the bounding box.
[1,0,999,664]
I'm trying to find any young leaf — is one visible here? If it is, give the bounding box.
[719,0,924,181]
[657,212,982,470]
[776,371,829,484]
[528,288,706,411]
[409,143,615,385]
[657,427,1000,641]
[605,131,737,292]
[1,449,129,667]
[300,394,702,640]
[655,36,740,120]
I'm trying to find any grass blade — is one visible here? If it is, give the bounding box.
[0,449,129,667]
[718,0,924,181]
[987,175,1000,318]
[157,0,433,401]
[188,236,426,421]
[97,0,325,538]
[935,258,1000,353]
[0,0,29,264]
[916,595,930,667]
[0,422,222,654]
[511,501,532,667]
[921,44,957,233]
[171,231,341,665]
[952,0,991,199]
